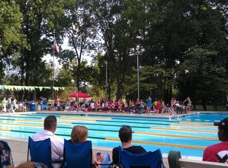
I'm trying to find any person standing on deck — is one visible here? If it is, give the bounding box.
[7,97,12,113]
[147,96,152,112]
[1,97,6,113]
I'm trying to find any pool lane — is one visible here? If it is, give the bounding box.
[0,113,222,157]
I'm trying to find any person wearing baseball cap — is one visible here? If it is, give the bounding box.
[202,118,228,163]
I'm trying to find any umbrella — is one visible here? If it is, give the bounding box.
[69,92,91,98]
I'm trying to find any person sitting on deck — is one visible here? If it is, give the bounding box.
[160,101,166,113]
[112,125,146,166]
[67,101,77,111]
[0,140,15,168]
[68,125,111,168]
[32,115,63,168]
[203,117,228,163]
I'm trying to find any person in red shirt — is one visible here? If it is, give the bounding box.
[156,100,161,113]
[203,118,228,163]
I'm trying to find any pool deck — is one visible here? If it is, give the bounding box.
[1,110,225,167]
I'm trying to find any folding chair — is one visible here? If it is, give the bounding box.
[62,140,92,168]
[0,140,15,168]
[27,137,62,168]
[118,146,165,168]
[62,140,113,168]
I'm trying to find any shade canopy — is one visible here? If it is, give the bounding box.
[69,92,91,98]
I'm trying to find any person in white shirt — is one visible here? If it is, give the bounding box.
[32,115,63,168]
[175,101,182,114]
[12,98,17,113]
[90,101,95,109]
[1,97,6,113]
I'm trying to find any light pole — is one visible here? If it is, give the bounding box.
[130,45,145,101]
[52,48,55,99]
[105,61,108,99]
[226,95,228,110]
[136,55,140,100]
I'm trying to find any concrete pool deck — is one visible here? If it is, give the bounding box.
[1,110,224,167]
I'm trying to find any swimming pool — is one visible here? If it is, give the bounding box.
[0,112,226,158]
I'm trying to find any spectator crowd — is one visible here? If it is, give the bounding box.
[0,96,192,115]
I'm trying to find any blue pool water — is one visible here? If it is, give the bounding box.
[0,112,227,157]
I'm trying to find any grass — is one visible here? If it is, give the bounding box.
[194,105,227,111]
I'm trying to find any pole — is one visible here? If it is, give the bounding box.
[52,43,55,99]
[226,95,228,111]
[137,55,140,101]
[105,61,108,99]
[76,86,79,112]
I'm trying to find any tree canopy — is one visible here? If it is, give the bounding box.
[0,0,228,110]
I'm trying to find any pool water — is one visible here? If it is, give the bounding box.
[0,112,227,157]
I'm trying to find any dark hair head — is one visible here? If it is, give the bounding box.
[214,118,228,133]
[44,115,57,130]
[119,125,132,143]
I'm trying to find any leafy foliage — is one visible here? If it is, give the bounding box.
[0,0,228,110]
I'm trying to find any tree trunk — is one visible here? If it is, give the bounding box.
[77,57,81,92]
[33,90,36,101]
[165,88,169,104]
[212,97,218,111]
[169,87,172,104]
[25,69,29,100]
[116,76,122,100]
[202,98,207,111]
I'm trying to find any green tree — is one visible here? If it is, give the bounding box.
[0,1,25,83]
[15,0,67,99]
[178,47,228,111]
[168,0,228,110]
[60,0,99,91]
[56,59,94,92]
[142,0,228,106]
[91,0,159,100]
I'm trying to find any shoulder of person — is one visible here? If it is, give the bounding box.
[205,142,222,150]
[134,145,147,152]
[112,147,119,152]
[53,135,64,143]
[137,146,146,152]
[126,145,146,153]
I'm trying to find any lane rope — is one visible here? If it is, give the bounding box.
[134,132,217,140]
[105,137,205,150]
[150,127,216,133]
[60,116,112,120]
[0,122,43,128]
[171,123,215,128]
